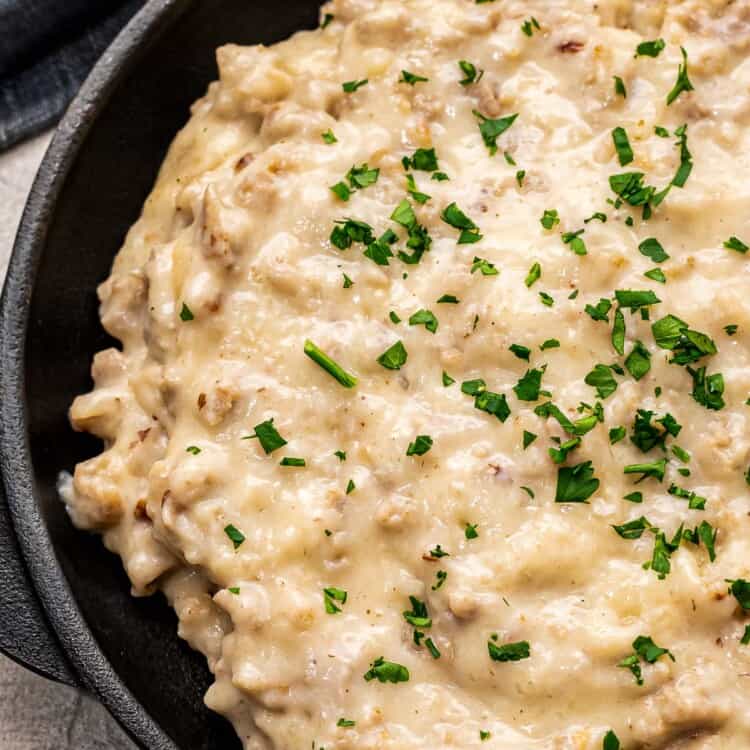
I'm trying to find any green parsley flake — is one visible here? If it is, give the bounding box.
[224,524,245,550]
[346,479,355,495]
[509,343,531,361]
[473,110,519,156]
[304,339,358,388]
[364,657,410,683]
[324,586,347,614]
[539,292,554,307]
[523,430,538,449]
[334,450,347,461]
[540,338,560,350]
[244,419,287,454]
[377,340,408,370]
[228,587,240,595]
[471,257,498,275]
[280,457,306,467]
[437,294,459,304]
[409,309,438,333]
[465,523,479,539]
[442,371,456,387]
[645,268,666,283]
[613,76,627,98]
[666,47,694,106]
[603,730,621,750]
[389,311,401,324]
[337,718,356,728]
[624,458,667,482]
[638,237,669,262]
[399,70,428,85]
[480,730,491,741]
[458,60,483,86]
[406,435,433,456]
[321,129,337,144]
[441,202,482,243]
[585,364,618,399]
[609,426,626,444]
[724,236,749,254]
[513,369,544,402]
[612,127,634,166]
[624,491,643,503]
[521,17,540,36]
[625,340,652,380]
[179,302,194,321]
[342,79,368,93]
[185,445,201,455]
[555,461,600,503]
[487,639,530,662]
[540,208,560,230]
[342,273,353,288]
[562,229,587,255]
[618,635,674,685]
[635,38,665,57]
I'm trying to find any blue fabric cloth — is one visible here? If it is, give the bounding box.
[0,0,145,151]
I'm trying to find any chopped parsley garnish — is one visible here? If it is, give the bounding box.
[474,390,511,421]
[729,579,750,610]
[342,79,368,93]
[615,289,660,310]
[458,60,483,86]
[562,229,587,255]
[403,595,432,628]
[323,586,347,614]
[509,343,531,361]
[364,657,409,683]
[624,491,643,503]
[612,308,625,354]
[480,730,491,741]
[725,324,738,336]
[521,17,540,36]
[612,516,653,539]
[179,302,194,321]
[346,163,379,189]
[724,236,749,254]
[432,171,450,181]
[666,47,694,105]
[473,110,518,156]
[742,626,750,645]
[609,426,626,444]
[503,151,516,166]
[585,298,612,322]
[555,461,600,503]
[613,76,627,98]
[603,730,620,750]
[516,169,526,187]
[651,314,716,364]
[688,366,725,410]
[442,371,455,387]
[304,340,358,388]
[389,311,401,325]
[638,237,669,263]
[245,418,287,454]
[377,340,408,370]
[630,408,680,452]
[612,127,634,166]
[334,450,346,461]
[405,147,439,172]
[429,544,449,558]
[441,202,482,243]
[432,570,447,590]
[487,639,530,662]
[624,458,667,482]
[624,340,651,380]
[337,718,356,728]
[406,435,433,456]
[635,38,665,57]
[618,635,674,685]
[513,369,544,402]
[668,483,706,510]
[549,437,581,465]
[399,70,428,85]
[228,587,240,595]
[437,294,459,304]
[465,523,479,539]
[280,457,305,467]
[346,479,355,495]
[525,262,541,287]
[321,129,337,144]
[540,209,560,230]
[185,445,201,455]
[540,339,560,350]
[471,257,498,275]
[523,430,537,449]
[539,291,554,307]
[535,401,601,437]
[330,217,375,249]
[342,273,353,288]
[585,364,618,399]
[644,268,666,283]
[224,524,245,549]
[409,309,438,333]
[320,12,334,28]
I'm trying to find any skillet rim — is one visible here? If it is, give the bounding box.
[0,1,187,748]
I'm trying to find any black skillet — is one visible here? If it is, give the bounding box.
[0,1,322,747]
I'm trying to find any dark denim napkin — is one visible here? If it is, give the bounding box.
[0,0,146,152]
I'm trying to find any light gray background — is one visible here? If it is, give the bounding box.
[0,132,136,750]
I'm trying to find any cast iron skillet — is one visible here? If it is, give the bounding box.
[0,0,322,747]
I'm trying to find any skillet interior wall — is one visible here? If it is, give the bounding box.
[23,1,322,747]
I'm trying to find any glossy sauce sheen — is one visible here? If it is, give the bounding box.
[64,1,750,747]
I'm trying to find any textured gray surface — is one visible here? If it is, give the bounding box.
[0,131,136,749]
